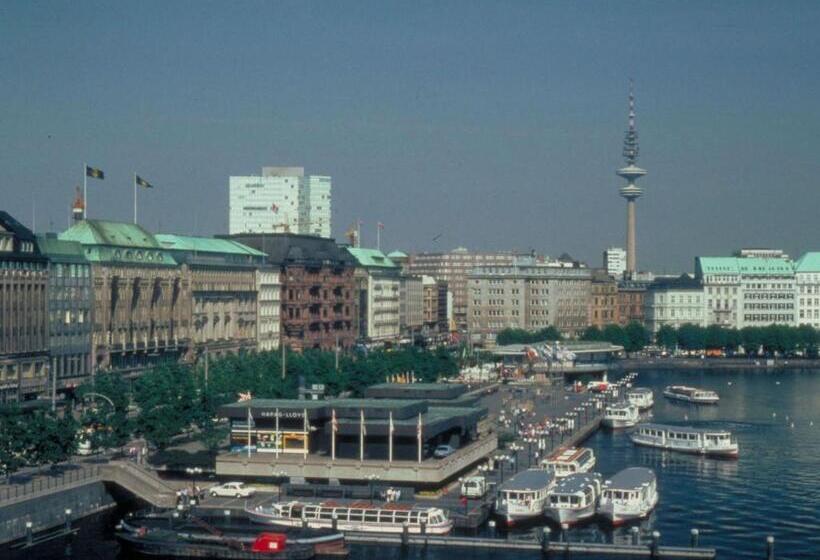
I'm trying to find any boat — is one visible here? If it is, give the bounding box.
[626,387,654,410]
[630,423,739,458]
[663,385,719,404]
[598,467,659,526]
[544,472,602,526]
[494,469,555,525]
[601,402,640,428]
[541,447,596,478]
[247,500,452,535]
[116,510,347,558]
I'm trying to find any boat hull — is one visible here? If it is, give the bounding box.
[116,532,321,559]
[247,510,453,535]
[598,494,658,527]
[663,391,719,405]
[602,417,639,429]
[544,504,596,526]
[631,436,739,458]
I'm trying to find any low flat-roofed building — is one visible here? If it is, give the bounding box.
[216,396,494,488]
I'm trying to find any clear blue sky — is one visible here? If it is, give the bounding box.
[1,1,819,272]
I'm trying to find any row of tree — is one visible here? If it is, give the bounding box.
[654,323,819,355]
[495,327,563,345]
[579,322,652,353]
[0,406,78,481]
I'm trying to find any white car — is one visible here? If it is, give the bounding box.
[209,482,254,498]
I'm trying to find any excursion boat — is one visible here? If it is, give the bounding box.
[663,385,719,404]
[598,467,659,526]
[494,469,555,525]
[602,402,640,429]
[626,387,654,410]
[247,500,453,535]
[544,473,602,526]
[630,423,739,458]
[116,510,347,559]
[541,447,596,478]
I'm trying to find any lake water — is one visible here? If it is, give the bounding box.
[9,367,820,560]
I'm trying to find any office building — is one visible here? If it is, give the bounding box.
[347,248,401,342]
[617,279,649,326]
[643,274,705,333]
[399,274,424,338]
[588,270,619,328]
[796,253,820,329]
[422,276,449,334]
[603,247,627,278]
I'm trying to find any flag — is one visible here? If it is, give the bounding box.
[135,175,154,189]
[389,411,395,436]
[378,222,385,229]
[360,409,366,436]
[331,409,338,435]
[238,391,253,401]
[85,166,104,180]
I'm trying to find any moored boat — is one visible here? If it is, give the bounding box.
[602,402,640,428]
[494,469,555,526]
[630,423,739,458]
[541,447,596,478]
[626,387,654,410]
[544,473,602,526]
[598,467,658,526]
[247,500,452,535]
[663,385,719,404]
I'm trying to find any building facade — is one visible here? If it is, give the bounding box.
[422,276,448,334]
[256,266,281,351]
[59,220,191,373]
[37,234,93,393]
[796,253,820,329]
[229,167,331,238]
[226,233,358,352]
[603,247,627,279]
[406,248,519,330]
[0,212,49,402]
[467,257,592,344]
[696,254,796,329]
[347,248,401,343]
[616,279,649,326]
[399,274,424,338]
[588,270,619,328]
[643,274,705,333]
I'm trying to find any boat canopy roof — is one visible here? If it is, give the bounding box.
[628,387,653,395]
[552,473,601,495]
[639,423,731,435]
[604,468,655,490]
[547,447,591,463]
[499,469,553,492]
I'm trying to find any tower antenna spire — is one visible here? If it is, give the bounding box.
[617,78,647,276]
[623,78,639,165]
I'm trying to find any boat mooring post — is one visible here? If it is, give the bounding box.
[64,509,72,533]
[650,531,660,559]
[541,527,551,558]
[224,510,231,528]
[488,519,496,539]
[401,522,409,548]
[690,528,699,548]
[766,536,775,560]
[331,514,338,532]
[25,521,33,546]
[631,526,640,546]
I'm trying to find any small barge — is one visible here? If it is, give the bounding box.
[663,385,720,404]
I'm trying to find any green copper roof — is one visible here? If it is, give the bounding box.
[58,220,177,266]
[35,235,87,262]
[795,252,820,273]
[155,234,266,257]
[387,250,408,259]
[697,257,794,275]
[346,247,398,269]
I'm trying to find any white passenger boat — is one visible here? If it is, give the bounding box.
[544,472,602,526]
[541,447,596,478]
[602,402,640,428]
[495,469,555,525]
[663,385,719,404]
[630,423,739,458]
[246,500,453,535]
[598,467,658,526]
[626,387,654,410]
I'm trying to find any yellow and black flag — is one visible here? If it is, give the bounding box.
[85,165,104,180]
[135,175,154,189]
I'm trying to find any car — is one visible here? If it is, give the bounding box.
[460,476,487,498]
[209,481,254,498]
[433,444,456,459]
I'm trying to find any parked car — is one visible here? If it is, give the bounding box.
[460,476,488,498]
[209,481,254,498]
[433,444,456,459]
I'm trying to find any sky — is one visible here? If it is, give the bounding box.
[1,1,819,273]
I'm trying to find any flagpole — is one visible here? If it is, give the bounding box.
[417,412,422,464]
[275,408,280,458]
[83,162,88,219]
[377,223,381,251]
[247,405,252,459]
[388,411,393,463]
[133,173,137,224]
[303,408,309,456]
[359,409,365,462]
[357,220,361,248]
[331,409,336,461]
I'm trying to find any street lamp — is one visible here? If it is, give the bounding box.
[185,467,203,503]
[366,474,380,499]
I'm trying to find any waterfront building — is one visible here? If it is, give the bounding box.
[406,248,520,330]
[156,234,266,357]
[422,276,449,335]
[616,83,647,277]
[467,256,592,344]
[603,247,627,279]
[795,253,820,328]
[616,279,649,326]
[696,252,796,329]
[588,270,619,328]
[216,385,493,487]
[229,166,331,238]
[37,234,93,393]
[643,274,705,333]
[225,233,358,351]
[399,274,424,339]
[0,212,49,402]
[256,265,281,351]
[347,248,401,342]
[387,250,409,273]
[59,220,190,373]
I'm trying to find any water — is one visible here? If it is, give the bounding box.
[8,368,820,560]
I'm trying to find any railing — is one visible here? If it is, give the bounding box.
[0,465,101,504]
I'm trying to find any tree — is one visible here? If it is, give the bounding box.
[656,325,678,350]
[26,410,78,470]
[704,325,727,350]
[624,322,650,353]
[677,323,705,351]
[0,406,30,482]
[601,324,628,348]
[134,362,197,450]
[580,326,603,342]
[77,372,132,453]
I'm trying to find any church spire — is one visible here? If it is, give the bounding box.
[622,79,639,165]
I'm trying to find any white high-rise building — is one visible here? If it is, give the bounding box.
[604,247,627,278]
[229,167,331,238]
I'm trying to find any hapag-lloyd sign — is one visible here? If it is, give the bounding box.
[259,410,306,419]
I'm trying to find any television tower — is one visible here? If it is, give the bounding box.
[617,80,646,276]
